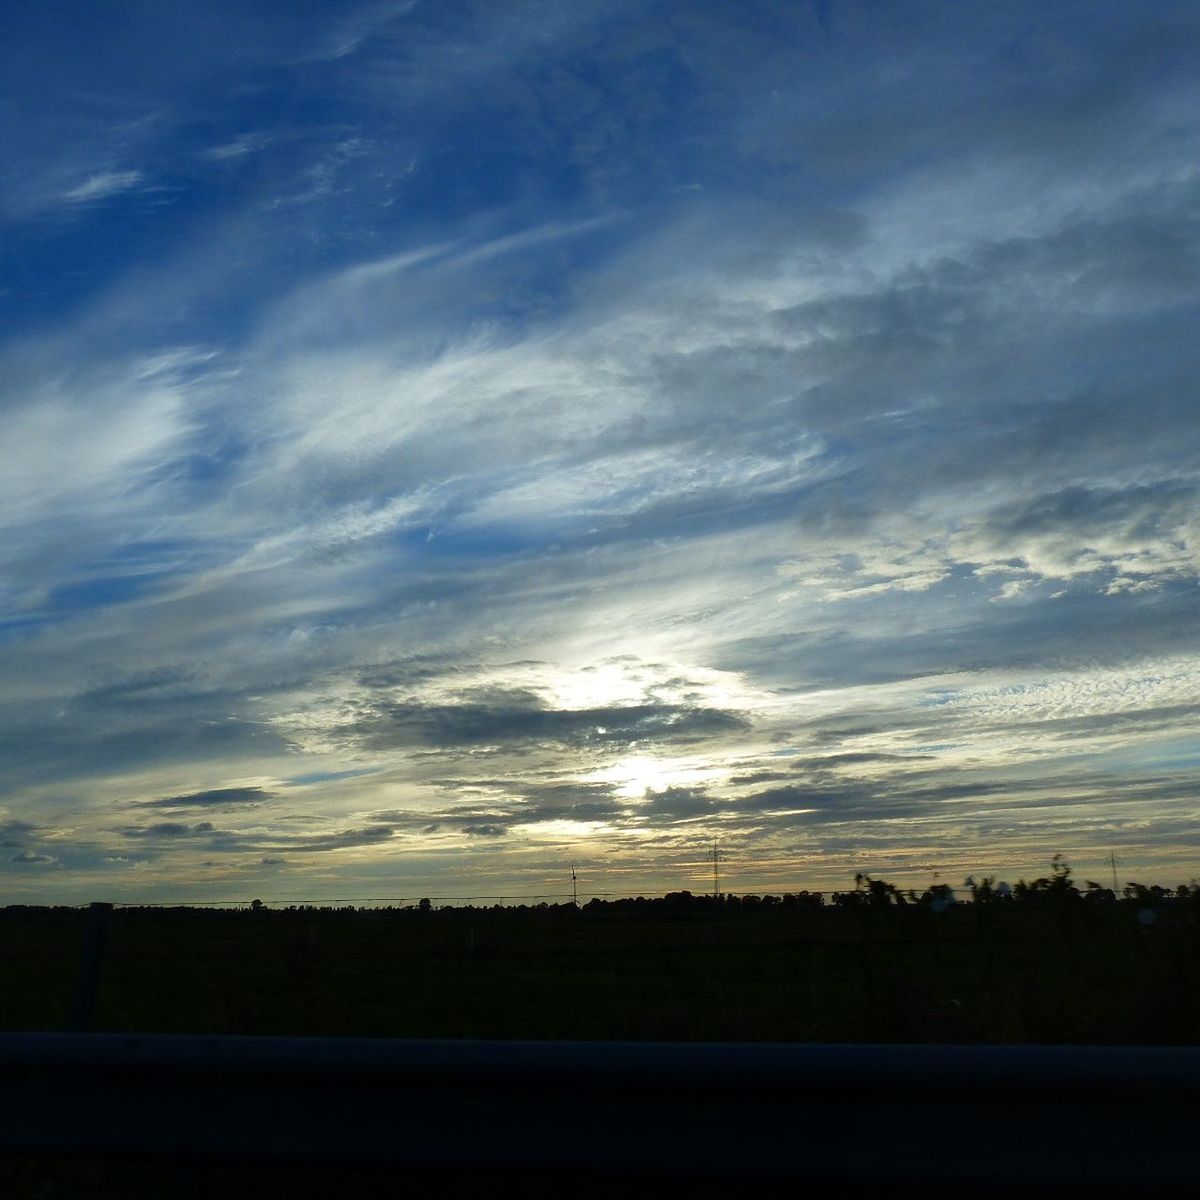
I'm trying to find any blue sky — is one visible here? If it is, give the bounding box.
[2,0,1198,902]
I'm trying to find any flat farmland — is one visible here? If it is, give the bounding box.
[2,896,1197,1043]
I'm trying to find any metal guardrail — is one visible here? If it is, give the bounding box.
[0,1034,1197,1186]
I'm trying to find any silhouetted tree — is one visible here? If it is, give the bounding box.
[919,883,956,912]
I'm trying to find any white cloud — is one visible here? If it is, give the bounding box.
[199,134,270,162]
[60,169,145,204]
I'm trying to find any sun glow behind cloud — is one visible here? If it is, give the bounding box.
[595,756,714,800]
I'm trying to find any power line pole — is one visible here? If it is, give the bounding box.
[571,864,578,908]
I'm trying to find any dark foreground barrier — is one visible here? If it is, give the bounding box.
[0,1035,1196,1189]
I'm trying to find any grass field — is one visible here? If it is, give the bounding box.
[4,885,1198,1043]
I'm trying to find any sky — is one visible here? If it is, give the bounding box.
[1,0,1198,904]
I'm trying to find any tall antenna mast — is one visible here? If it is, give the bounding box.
[712,844,721,899]
[571,863,578,907]
[1109,850,1121,893]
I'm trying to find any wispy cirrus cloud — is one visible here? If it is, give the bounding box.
[60,169,146,205]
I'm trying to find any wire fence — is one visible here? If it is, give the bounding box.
[87,884,826,909]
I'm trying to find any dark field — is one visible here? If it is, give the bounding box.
[4,883,1199,1044]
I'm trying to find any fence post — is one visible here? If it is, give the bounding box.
[70,902,113,1032]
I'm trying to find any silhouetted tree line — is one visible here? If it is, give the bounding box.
[823,855,1199,915]
[4,857,1195,919]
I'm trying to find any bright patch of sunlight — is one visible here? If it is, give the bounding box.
[592,755,709,798]
[542,661,654,710]
[520,818,612,838]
